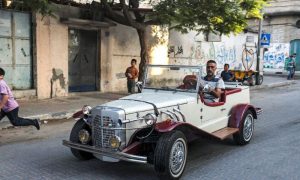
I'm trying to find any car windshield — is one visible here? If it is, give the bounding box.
[144,65,202,92]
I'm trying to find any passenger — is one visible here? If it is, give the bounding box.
[199,60,225,102]
[221,63,234,82]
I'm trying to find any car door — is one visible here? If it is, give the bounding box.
[197,95,229,133]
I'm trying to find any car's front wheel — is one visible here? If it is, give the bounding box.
[233,110,254,145]
[154,131,187,179]
[69,119,94,160]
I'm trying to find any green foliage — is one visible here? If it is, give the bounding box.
[11,0,54,16]
[152,0,268,35]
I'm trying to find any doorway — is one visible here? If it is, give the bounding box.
[68,29,99,92]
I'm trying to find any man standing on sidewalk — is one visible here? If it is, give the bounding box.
[125,59,139,94]
[0,68,40,130]
[287,54,296,80]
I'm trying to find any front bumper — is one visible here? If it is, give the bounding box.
[62,140,147,164]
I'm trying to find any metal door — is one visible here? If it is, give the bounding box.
[290,39,300,71]
[0,10,32,89]
[68,29,98,92]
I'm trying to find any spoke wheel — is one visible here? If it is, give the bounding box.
[170,139,186,176]
[154,131,187,179]
[233,110,254,145]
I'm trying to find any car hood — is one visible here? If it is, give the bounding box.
[102,92,195,114]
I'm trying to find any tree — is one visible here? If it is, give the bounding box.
[9,0,268,83]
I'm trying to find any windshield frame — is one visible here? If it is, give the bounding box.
[143,64,203,93]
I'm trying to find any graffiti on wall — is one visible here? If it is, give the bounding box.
[242,47,255,70]
[169,42,245,69]
[263,43,290,70]
[169,34,259,72]
[168,45,183,57]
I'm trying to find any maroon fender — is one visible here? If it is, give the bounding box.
[72,110,83,119]
[229,104,258,128]
[154,119,213,137]
[122,141,142,155]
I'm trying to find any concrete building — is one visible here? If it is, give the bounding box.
[0,4,259,99]
[248,0,300,73]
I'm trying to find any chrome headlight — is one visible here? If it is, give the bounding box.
[78,129,90,144]
[143,113,157,126]
[109,135,121,149]
[82,105,92,115]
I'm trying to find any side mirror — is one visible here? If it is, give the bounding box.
[135,81,143,92]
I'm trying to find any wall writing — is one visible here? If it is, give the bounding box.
[263,43,290,71]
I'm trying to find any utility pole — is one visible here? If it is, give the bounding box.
[256,16,263,84]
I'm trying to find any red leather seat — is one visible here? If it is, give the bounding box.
[179,75,197,89]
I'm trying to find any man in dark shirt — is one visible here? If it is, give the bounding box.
[125,59,139,93]
[221,63,234,82]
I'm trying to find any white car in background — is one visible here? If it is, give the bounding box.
[63,65,262,179]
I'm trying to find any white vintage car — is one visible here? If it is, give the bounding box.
[63,65,262,179]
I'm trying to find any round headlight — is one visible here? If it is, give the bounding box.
[78,129,90,144]
[144,113,157,126]
[82,105,92,115]
[109,135,121,149]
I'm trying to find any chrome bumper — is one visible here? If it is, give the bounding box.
[62,140,147,164]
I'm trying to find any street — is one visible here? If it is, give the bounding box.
[0,82,300,180]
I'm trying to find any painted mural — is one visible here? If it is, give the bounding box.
[169,41,256,73]
[263,43,290,71]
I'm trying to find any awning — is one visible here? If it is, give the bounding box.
[60,17,116,29]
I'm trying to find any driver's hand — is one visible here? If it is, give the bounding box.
[202,84,210,92]
[199,84,204,91]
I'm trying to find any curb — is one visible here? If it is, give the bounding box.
[250,80,296,90]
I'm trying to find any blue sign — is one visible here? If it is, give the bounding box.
[261,33,271,46]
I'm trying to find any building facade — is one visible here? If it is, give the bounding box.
[248,0,300,73]
[1,4,259,99]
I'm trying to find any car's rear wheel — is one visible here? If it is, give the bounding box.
[69,119,94,160]
[154,131,187,179]
[233,110,254,145]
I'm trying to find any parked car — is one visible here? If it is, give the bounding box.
[63,65,262,179]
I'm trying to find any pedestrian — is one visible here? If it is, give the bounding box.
[125,59,139,94]
[221,63,234,82]
[287,54,296,80]
[0,68,40,130]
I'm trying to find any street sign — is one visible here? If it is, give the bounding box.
[260,33,271,46]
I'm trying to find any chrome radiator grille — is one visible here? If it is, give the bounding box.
[92,115,116,148]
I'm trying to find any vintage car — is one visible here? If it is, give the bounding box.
[63,65,262,179]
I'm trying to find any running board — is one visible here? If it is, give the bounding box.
[211,127,239,140]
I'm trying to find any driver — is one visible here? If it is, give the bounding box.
[199,60,225,102]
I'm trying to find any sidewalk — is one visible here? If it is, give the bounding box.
[250,75,297,90]
[0,75,297,128]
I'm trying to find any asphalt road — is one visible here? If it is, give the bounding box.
[0,82,300,180]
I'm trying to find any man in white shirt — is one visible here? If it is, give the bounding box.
[199,60,225,102]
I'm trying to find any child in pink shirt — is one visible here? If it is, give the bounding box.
[0,68,40,130]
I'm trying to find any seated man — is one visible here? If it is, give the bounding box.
[199,60,225,102]
[221,63,234,82]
